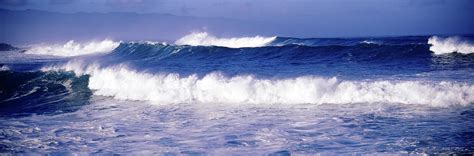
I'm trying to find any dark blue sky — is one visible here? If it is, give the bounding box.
[1,0,474,41]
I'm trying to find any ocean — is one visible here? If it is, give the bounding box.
[1,33,474,154]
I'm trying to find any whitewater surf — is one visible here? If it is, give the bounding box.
[1,33,474,154]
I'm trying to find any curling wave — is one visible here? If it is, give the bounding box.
[26,39,120,57]
[428,36,474,54]
[175,32,276,48]
[43,62,474,107]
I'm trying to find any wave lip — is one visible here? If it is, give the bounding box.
[44,62,474,107]
[175,32,276,48]
[428,36,474,54]
[25,39,120,57]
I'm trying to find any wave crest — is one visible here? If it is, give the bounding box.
[26,39,120,57]
[175,32,276,48]
[44,62,474,106]
[0,65,10,71]
[428,36,474,54]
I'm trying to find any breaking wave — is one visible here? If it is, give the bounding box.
[175,32,276,48]
[43,62,474,107]
[428,36,474,54]
[25,39,120,57]
[0,65,9,71]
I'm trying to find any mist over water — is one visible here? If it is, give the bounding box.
[1,33,474,154]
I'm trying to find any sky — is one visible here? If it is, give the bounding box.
[1,0,474,43]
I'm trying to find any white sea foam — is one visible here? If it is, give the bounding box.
[428,36,474,54]
[0,65,10,71]
[360,40,379,45]
[43,62,474,107]
[175,32,276,48]
[26,39,120,57]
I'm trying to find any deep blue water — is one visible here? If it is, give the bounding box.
[0,35,474,154]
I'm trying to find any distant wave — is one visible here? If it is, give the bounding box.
[43,62,474,106]
[0,65,10,71]
[25,39,120,57]
[360,40,379,45]
[175,32,276,48]
[428,36,474,54]
[270,36,427,47]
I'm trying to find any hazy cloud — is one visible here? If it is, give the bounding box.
[105,0,155,6]
[180,5,195,15]
[407,0,446,7]
[49,0,76,5]
[0,0,28,6]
